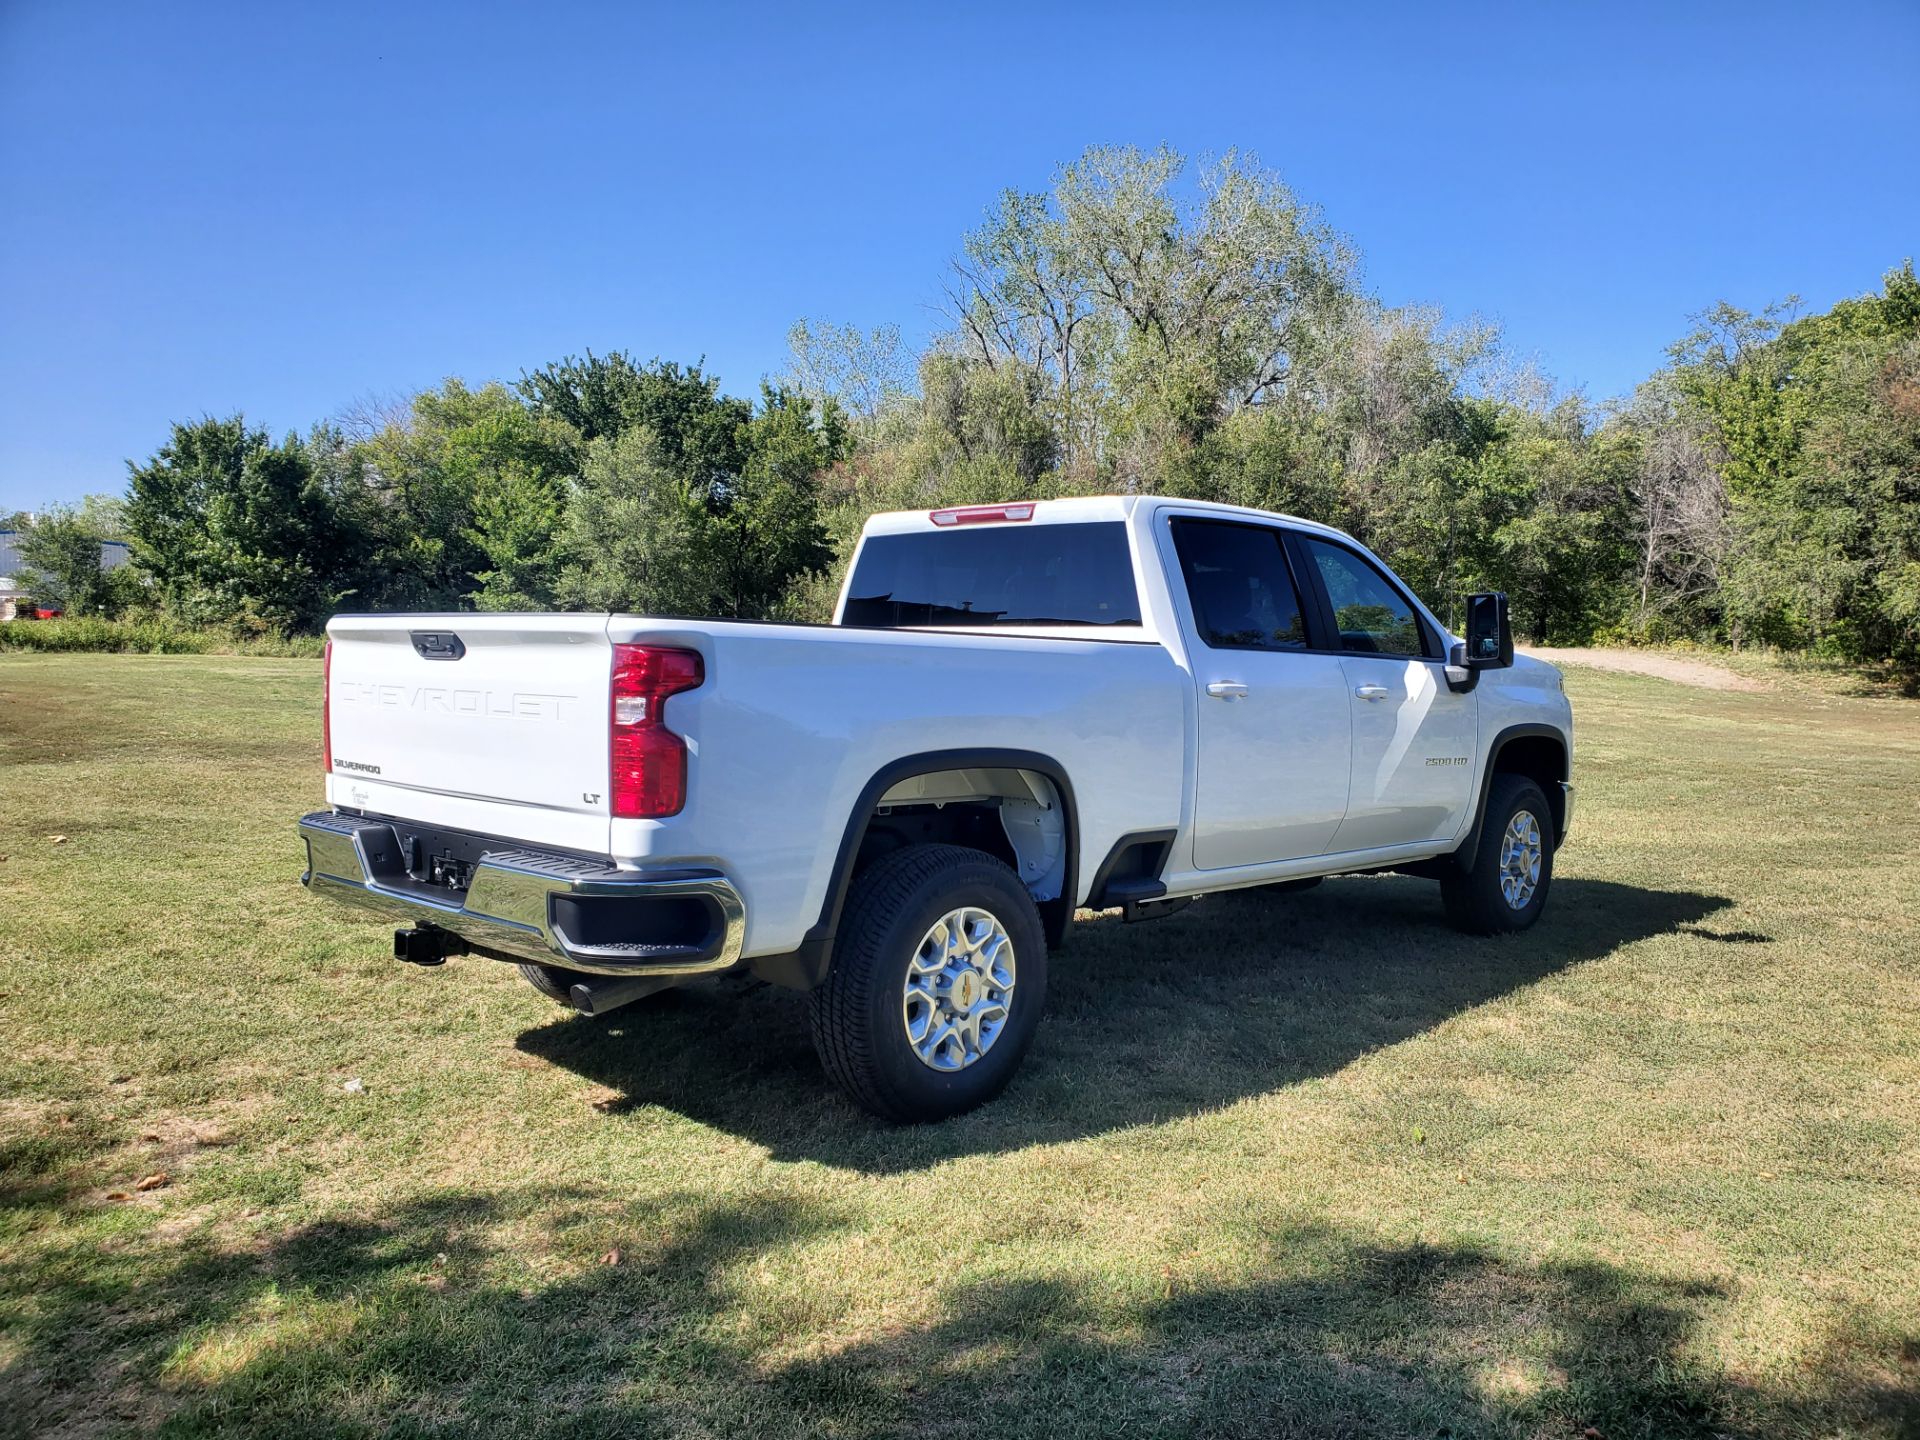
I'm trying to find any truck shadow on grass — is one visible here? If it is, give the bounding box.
[6,1186,1910,1438]
[518,875,1739,1173]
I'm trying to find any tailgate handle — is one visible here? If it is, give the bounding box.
[410,631,466,661]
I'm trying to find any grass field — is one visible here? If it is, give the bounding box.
[2,653,1917,1438]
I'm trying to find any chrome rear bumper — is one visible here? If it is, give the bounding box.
[298,811,744,977]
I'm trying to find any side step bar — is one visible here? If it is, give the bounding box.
[1101,876,1194,923]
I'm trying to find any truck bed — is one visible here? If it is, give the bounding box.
[324,613,1188,959]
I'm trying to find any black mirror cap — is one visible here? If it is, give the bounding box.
[1464,592,1514,669]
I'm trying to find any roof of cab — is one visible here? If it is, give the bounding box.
[857,494,1355,543]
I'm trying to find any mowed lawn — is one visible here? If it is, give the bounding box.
[1,654,1916,1440]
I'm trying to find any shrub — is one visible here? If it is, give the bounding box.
[0,618,324,658]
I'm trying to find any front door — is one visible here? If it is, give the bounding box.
[1169,518,1353,869]
[1293,535,1478,852]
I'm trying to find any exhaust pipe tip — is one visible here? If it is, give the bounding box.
[567,974,675,1018]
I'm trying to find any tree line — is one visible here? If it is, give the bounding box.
[10,146,1919,673]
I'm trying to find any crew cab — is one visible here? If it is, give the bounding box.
[299,497,1574,1121]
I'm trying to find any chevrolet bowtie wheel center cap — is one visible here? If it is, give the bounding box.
[901,907,1017,1072]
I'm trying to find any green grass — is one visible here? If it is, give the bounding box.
[2,652,1916,1438]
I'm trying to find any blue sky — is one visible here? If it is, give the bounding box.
[2,0,1915,509]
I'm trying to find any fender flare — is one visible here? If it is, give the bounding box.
[756,748,1081,991]
[1451,723,1571,868]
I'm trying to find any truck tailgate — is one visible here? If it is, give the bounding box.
[325,615,613,851]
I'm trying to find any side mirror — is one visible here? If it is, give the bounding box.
[1463,591,1513,669]
[1445,592,1512,693]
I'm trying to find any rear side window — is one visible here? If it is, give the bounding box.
[1300,537,1430,657]
[1170,519,1309,651]
[842,522,1142,628]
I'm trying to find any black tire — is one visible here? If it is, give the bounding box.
[517,962,596,1007]
[808,843,1048,1123]
[1441,773,1555,934]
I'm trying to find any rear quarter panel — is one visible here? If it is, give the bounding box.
[606,619,1188,958]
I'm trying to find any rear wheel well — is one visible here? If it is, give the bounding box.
[851,767,1069,927]
[854,799,1019,885]
[754,756,1079,993]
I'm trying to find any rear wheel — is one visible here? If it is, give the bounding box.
[517,962,596,1007]
[1441,774,1554,934]
[809,843,1048,1122]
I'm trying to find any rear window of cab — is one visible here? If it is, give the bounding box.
[841,522,1142,628]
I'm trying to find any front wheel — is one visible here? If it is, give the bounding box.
[1441,774,1555,934]
[809,843,1048,1122]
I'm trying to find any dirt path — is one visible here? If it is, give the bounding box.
[1519,646,1771,692]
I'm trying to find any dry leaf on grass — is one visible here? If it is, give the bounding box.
[133,1172,169,1192]
[48,835,67,844]
[105,1190,132,1202]
[601,1249,622,1266]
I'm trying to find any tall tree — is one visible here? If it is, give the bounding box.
[557,428,713,616]
[558,384,848,619]
[713,386,847,617]
[948,146,1354,484]
[12,503,121,615]
[519,352,750,485]
[352,380,572,610]
[1669,264,1920,660]
[124,417,359,631]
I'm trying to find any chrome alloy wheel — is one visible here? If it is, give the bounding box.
[1499,809,1543,910]
[902,907,1016,1072]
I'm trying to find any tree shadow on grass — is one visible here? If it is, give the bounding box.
[3,1189,1911,1439]
[519,876,1734,1173]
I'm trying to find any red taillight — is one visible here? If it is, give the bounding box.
[322,637,333,775]
[929,503,1036,526]
[609,645,703,818]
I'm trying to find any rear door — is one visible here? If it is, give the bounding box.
[1167,517,1352,868]
[325,614,614,852]
[1291,535,1477,852]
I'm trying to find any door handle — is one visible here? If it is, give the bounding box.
[1354,685,1391,701]
[1206,681,1249,700]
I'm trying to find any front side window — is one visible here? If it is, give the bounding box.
[1170,519,1309,651]
[1301,537,1428,657]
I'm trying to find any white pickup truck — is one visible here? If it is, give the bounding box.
[301,496,1573,1120]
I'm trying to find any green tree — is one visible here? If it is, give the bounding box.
[124,416,360,631]
[353,381,572,611]
[949,145,1354,484]
[519,352,750,482]
[558,386,849,620]
[1669,263,1920,664]
[556,428,712,615]
[12,503,120,615]
[715,386,847,617]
